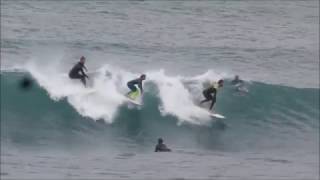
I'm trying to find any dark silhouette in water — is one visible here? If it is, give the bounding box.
[155,138,171,152]
[231,75,244,85]
[19,77,33,90]
[231,75,248,95]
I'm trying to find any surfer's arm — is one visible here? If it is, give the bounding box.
[138,82,143,93]
[209,89,217,110]
[81,69,89,78]
[81,63,89,76]
[211,88,217,98]
[164,145,171,152]
[83,65,88,72]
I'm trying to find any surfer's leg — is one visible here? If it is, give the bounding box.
[200,92,212,104]
[70,73,86,87]
[80,76,86,87]
[69,73,79,79]
[127,83,137,94]
[200,99,210,104]
[209,96,216,110]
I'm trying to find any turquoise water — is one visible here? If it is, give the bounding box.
[1,0,319,179]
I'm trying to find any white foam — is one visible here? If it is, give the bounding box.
[146,70,209,124]
[26,61,225,124]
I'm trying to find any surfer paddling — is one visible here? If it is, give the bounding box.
[69,56,89,87]
[200,79,224,111]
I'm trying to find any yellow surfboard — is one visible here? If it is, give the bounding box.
[126,91,142,105]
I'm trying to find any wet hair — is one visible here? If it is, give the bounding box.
[158,138,163,144]
[80,56,86,61]
[218,79,224,84]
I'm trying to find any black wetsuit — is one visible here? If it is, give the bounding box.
[231,79,244,85]
[200,86,217,110]
[127,78,143,93]
[69,62,88,86]
[155,143,171,152]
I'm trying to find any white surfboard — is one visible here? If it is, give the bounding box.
[198,102,225,119]
[209,113,225,119]
[126,97,142,106]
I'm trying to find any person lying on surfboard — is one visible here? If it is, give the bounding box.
[126,74,146,99]
[200,79,224,111]
[69,56,89,87]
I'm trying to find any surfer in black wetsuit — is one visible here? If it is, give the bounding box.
[127,74,146,95]
[155,138,171,152]
[69,56,89,87]
[231,75,243,85]
[231,75,248,94]
[200,79,224,110]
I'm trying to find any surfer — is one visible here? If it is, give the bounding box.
[155,138,171,152]
[127,74,146,97]
[69,56,89,87]
[200,79,224,111]
[231,75,243,85]
[231,75,248,94]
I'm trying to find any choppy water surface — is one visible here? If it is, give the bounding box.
[1,0,319,179]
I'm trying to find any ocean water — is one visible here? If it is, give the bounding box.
[1,0,319,179]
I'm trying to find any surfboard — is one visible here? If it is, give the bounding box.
[198,102,225,119]
[126,97,142,106]
[209,113,225,119]
[126,91,142,106]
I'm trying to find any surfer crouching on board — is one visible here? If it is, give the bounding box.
[200,79,224,111]
[69,56,89,87]
[127,74,146,99]
[155,138,171,152]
